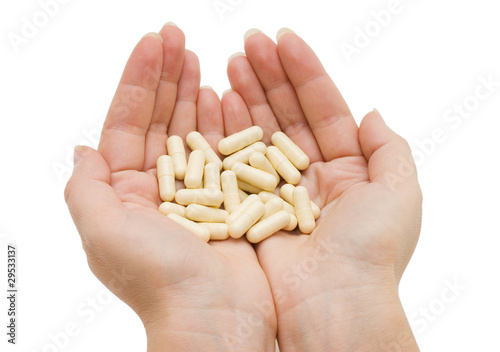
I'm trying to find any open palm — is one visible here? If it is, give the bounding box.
[65,25,276,351]
[225,29,422,349]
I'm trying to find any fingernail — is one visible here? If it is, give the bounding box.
[143,32,163,43]
[74,145,85,165]
[244,28,262,41]
[200,85,213,90]
[276,27,295,41]
[163,21,178,27]
[228,52,245,63]
[222,89,233,97]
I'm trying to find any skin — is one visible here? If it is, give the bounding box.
[65,25,422,351]
[225,28,422,351]
[65,24,276,352]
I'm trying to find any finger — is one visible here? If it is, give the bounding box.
[276,29,363,161]
[196,87,224,151]
[244,30,323,163]
[221,89,253,136]
[227,53,280,143]
[99,33,163,172]
[143,23,185,171]
[359,110,421,194]
[64,146,126,245]
[167,50,200,140]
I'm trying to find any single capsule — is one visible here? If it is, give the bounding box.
[166,135,187,180]
[218,126,264,155]
[249,152,280,184]
[231,162,278,192]
[221,170,240,213]
[280,184,321,219]
[204,163,221,191]
[186,131,223,170]
[175,188,224,207]
[228,200,265,239]
[185,204,229,223]
[246,210,291,243]
[159,202,186,217]
[293,186,315,234]
[198,223,229,240]
[184,150,205,189]
[271,131,310,170]
[226,194,260,225]
[266,146,301,185]
[157,155,176,202]
[223,142,267,170]
[167,213,210,242]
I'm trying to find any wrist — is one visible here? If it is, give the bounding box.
[274,265,419,352]
[142,294,276,352]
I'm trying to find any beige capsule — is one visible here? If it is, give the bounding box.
[186,131,223,170]
[175,188,224,207]
[198,223,229,240]
[258,191,295,215]
[246,210,291,243]
[159,202,186,217]
[249,152,280,184]
[232,162,278,192]
[226,194,260,225]
[157,155,176,202]
[262,197,283,219]
[257,191,297,230]
[204,163,221,191]
[228,200,265,239]
[271,131,310,170]
[283,213,298,231]
[238,189,249,202]
[167,213,210,242]
[218,126,264,155]
[280,184,321,219]
[237,180,263,194]
[184,150,205,189]
[223,142,267,170]
[166,135,187,180]
[266,146,301,185]
[185,204,229,223]
[293,186,315,234]
[221,170,240,213]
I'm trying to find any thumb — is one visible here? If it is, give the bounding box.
[64,146,124,239]
[359,110,421,195]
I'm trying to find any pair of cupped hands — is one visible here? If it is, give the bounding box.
[65,24,422,351]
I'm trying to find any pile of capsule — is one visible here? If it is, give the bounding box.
[157,126,320,243]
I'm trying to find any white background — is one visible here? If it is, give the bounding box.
[1,0,499,351]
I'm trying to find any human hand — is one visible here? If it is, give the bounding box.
[65,24,276,352]
[225,28,422,351]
